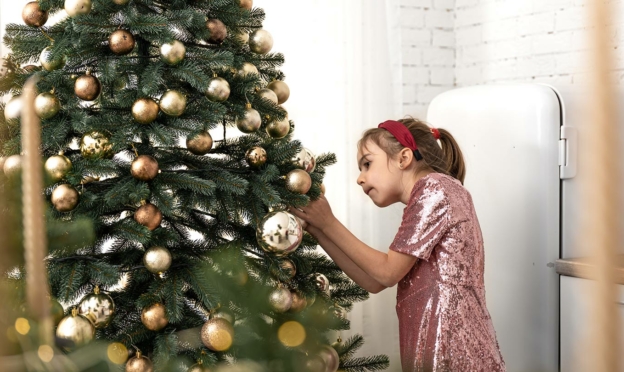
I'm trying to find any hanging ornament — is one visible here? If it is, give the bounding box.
[131,155,159,181]
[205,76,230,102]
[51,184,79,212]
[56,308,95,351]
[109,29,135,55]
[245,146,267,168]
[236,31,250,44]
[112,0,130,5]
[206,19,228,44]
[318,345,340,372]
[237,62,258,77]
[332,304,347,320]
[160,40,186,66]
[34,91,61,119]
[236,103,261,133]
[134,202,162,230]
[22,2,48,27]
[125,351,153,372]
[3,155,22,177]
[50,298,65,325]
[159,90,186,117]
[267,80,290,104]
[22,64,39,73]
[188,362,210,372]
[258,88,278,104]
[271,258,297,280]
[40,46,66,71]
[78,286,115,328]
[285,169,312,194]
[80,131,114,159]
[186,131,213,155]
[45,152,72,182]
[143,246,172,274]
[200,318,234,352]
[4,95,23,121]
[209,306,235,324]
[303,356,326,372]
[240,0,253,10]
[249,29,273,54]
[65,0,92,17]
[141,303,168,331]
[289,291,307,313]
[331,336,342,350]
[132,98,159,124]
[75,70,101,101]
[266,117,290,139]
[269,286,292,313]
[256,210,303,256]
[292,148,316,173]
[313,273,331,296]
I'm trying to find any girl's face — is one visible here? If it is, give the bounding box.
[356,140,404,207]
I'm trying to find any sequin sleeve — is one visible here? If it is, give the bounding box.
[389,178,450,260]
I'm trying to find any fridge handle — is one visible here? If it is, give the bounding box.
[560,126,578,179]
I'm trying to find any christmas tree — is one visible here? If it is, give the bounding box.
[0,1,389,371]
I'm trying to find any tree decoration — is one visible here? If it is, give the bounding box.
[249,29,273,54]
[65,0,92,17]
[206,19,227,44]
[237,62,258,77]
[159,90,186,116]
[245,146,267,168]
[236,103,261,133]
[109,29,135,55]
[56,308,95,351]
[125,351,154,372]
[257,88,278,104]
[318,345,340,372]
[75,70,101,101]
[78,286,115,328]
[240,0,253,10]
[209,306,235,325]
[51,184,79,212]
[269,286,292,313]
[200,318,234,352]
[112,0,130,5]
[289,291,307,313]
[131,155,159,181]
[39,46,66,71]
[44,152,72,182]
[134,202,163,231]
[266,116,290,139]
[267,80,290,104]
[4,95,23,121]
[186,131,213,155]
[256,210,303,256]
[50,298,65,325]
[160,40,186,65]
[271,258,296,280]
[34,91,61,119]
[3,155,22,177]
[292,147,316,173]
[141,303,168,331]
[80,131,113,159]
[285,169,312,194]
[132,98,159,124]
[22,2,48,27]
[143,246,172,274]
[314,273,331,296]
[206,76,230,102]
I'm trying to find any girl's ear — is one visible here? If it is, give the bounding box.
[398,147,414,168]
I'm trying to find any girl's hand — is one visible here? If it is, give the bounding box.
[289,195,337,231]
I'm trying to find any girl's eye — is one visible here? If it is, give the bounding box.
[364,162,370,168]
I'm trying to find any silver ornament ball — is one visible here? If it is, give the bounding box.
[269,287,292,313]
[314,273,331,296]
[292,148,316,173]
[318,345,340,372]
[256,210,303,256]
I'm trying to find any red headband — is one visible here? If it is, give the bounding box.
[378,120,418,151]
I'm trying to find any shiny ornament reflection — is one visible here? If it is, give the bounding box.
[143,246,172,274]
[45,153,72,182]
[56,309,94,351]
[292,147,316,173]
[206,77,230,102]
[78,286,115,328]
[160,40,185,66]
[256,211,303,256]
[249,29,273,54]
[245,146,267,168]
[35,92,61,119]
[285,169,312,194]
[159,90,186,117]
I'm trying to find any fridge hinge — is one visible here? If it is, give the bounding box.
[559,126,577,179]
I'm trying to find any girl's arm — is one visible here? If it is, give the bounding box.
[306,225,386,294]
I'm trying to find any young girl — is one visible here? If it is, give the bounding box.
[289,118,506,372]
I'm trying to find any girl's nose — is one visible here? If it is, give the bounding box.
[357,174,364,185]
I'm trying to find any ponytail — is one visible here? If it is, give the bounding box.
[437,128,466,185]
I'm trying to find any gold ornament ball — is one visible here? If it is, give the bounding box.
[249,29,273,54]
[200,318,234,352]
[81,131,113,159]
[269,287,292,313]
[237,62,258,77]
[135,203,162,230]
[113,0,130,5]
[126,352,154,372]
[141,303,168,331]
[206,77,230,102]
[206,19,228,44]
[65,0,92,17]
[318,345,340,372]
[210,307,235,324]
[40,46,65,71]
[56,309,95,351]
[159,90,186,117]
[3,155,22,177]
[256,210,303,256]
[258,88,278,104]
[78,287,115,328]
[289,291,307,313]
[292,148,316,173]
[75,71,101,101]
[52,184,79,212]
[160,40,186,66]
[285,169,312,194]
[267,80,290,104]
[22,2,48,27]
[271,259,296,280]
[132,98,159,124]
[109,29,135,55]
[240,0,253,10]
[45,153,72,182]
[131,155,159,181]
[236,105,261,133]
[266,117,290,139]
[236,31,250,44]
[4,95,23,121]
[245,146,267,168]
[186,131,213,156]
[35,92,61,119]
[143,246,172,274]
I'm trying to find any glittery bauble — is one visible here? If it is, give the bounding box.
[267,80,290,104]
[318,345,340,372]
[266,117,290,139]
[143,246,172,274]
[22,2,48,27]
[245,146,267,168]
[285,169,312,194]
[109,29,135,55]
[75,71,101,101]
[237,62,258,77]
[313,273,331,296]
[159,90,186,117]
[141,303,168,331]
[3,155,22,177]
[40,46,65,71]
[78,287,115,328]
[289,291,307,313]
[236,106,261,133]
[64,0,91,17]
[112,0,130,4]
[56,309,95,351]
[269,287,292,313]
[51,184,79,212]
[256,210,303,256]
[4,95,23,121]
[160,40,185,65]
[201,318,234,352]
[292,148,316,173]
[132,98,159,124]
[206,77,230,102]
[186,131,213,155]
[80,131,113,159]
[206,19,227,44]
[239,0,253,10]
[126,352,154,372]
[45,153,72,182]
[131,155,159,181]
[134,203,162,231]
[271,259,296,280]
[209,307,235,324]
[34,92,61,119]
[258,88,278,104]
[249,29,273,54]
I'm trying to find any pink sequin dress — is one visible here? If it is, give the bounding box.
[389,173,505,372]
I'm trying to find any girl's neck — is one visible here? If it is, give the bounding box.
[400,169,434,204]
